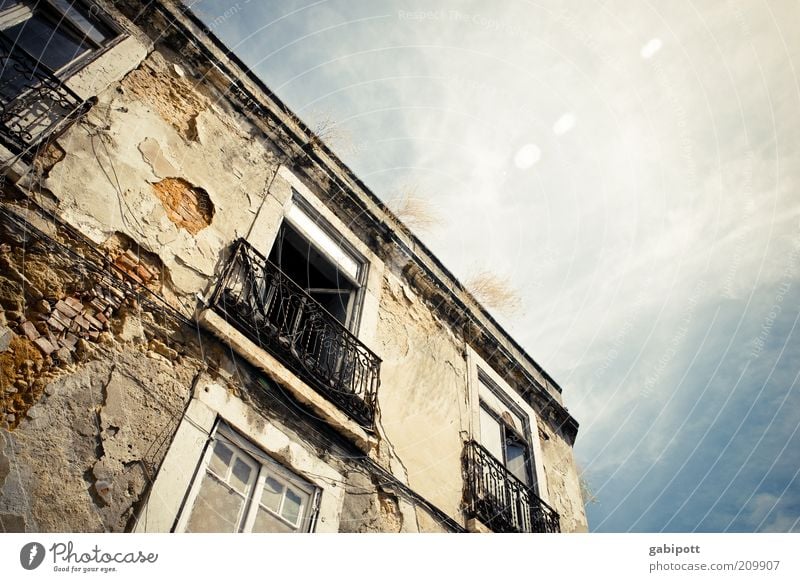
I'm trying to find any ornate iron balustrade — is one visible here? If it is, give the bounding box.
[463,440,560,533]
[210,238,381,428]
[0,34,89,162]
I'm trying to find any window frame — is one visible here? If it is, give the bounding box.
[176,421,320,533]
[269,192,369,334]
[0,0,124,80]
[476,369,539,494]
[479,401,532,486]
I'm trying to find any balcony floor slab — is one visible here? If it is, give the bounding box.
[198,308,376,453]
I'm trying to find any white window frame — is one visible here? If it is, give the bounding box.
[478,397,532,487]
[270,193,368,331]
[466,346,551,503]
[176,422,319,533]
[244,165,386,352]
[134,379,346,533]
[285,199,361,283]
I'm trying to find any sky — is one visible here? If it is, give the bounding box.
[185,0,800,532]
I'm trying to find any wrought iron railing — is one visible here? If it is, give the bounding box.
[209,238,381,428]
[0,34,89,161]
[463,440,560,533]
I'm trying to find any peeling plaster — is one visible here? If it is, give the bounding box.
[138,138,177,179]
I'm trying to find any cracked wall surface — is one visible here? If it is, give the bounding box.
[0,211,402,532]
[538,420,589,533]
[42,49,278,311]
[0,351,193,532]
[377,271,470,530]
[0,220,202,531]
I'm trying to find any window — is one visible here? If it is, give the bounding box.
[0,0,118,80]
[0,0,120,158]
[178,424,319,533]
[479,404,530,485]
[207,195,380,427]
[269,197,364,329]
[476,374,537,491]
[462,372,560,532]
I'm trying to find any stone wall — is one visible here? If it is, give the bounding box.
[0,214,200,531]
[0,206,412,533]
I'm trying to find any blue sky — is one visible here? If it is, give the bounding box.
[185,0,800,532]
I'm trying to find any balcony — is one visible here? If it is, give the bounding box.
[462,440,560,533]
[0,34,88,162]
[209,238,381,428]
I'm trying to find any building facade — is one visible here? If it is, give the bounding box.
[0,0,587,533]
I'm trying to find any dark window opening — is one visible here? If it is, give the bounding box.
[268,221,358,328]
[1,0,117,81]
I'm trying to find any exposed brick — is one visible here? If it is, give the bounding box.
[135,265,153,282]
[47,317,66,333]
[151,177,214,235]
[33,337,55,355]
[20,321,40,340]
[55,300,80,319]
[64,297,84,311]
[62,333,78,350]
[125,270,144,285]
[50,309,72,327]
[47,329,59,347]
[114,255,138,271]
[84,314,103,330]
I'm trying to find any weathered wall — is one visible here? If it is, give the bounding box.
[376,270,470,530]
[0,220,203,531]
[0,209,403,533]
[538,419,589,533]
[45,50,279,310]
[1,349,194,532]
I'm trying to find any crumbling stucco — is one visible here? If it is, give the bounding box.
[138,137,177,179]
[0,336,44,428]
[338,471,404,533]
[43,49,276,307]
[1,350,194,532]
[377,271,469,528]
[120,51,207,141]
[0,214,208,531]
[538,419,589,533]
